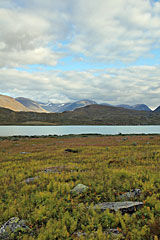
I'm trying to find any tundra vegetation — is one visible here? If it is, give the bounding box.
[0,134,160,239]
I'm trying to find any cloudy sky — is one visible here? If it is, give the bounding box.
[0,0,160,109]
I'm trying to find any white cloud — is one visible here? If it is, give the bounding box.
[0,0,160,109]
[0,6,67,67]
[0,65,160,109]
[67,0,160,62]
[1,0,160,67]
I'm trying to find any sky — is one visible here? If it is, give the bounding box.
[0,0,160,109]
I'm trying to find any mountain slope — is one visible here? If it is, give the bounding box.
[0,95,28,112]
[132,104,152,111]
[116,104,152,111]
[0,104,160,125]
[16,97,48,113]
[154,106,160,112]
[64,104,154,125]
[59,99,97,112]
[39,99,97,112]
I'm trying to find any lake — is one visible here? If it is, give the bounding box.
[0,125,160,136]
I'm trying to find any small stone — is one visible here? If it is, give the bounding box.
[65,148,78,153]
[0,217,30,239]
[122,137,128,141]
[43,168,59,173]
[71,184,89,194]
[20,152,30,154]
[42,166,66,173]
[91,201,143,214]
[73,229,122,239]
[24,177,38,183]
[105,229,123,239]
[120,189,141,199]
[73,232,87,237]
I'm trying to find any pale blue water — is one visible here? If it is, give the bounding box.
[0,125,160,136]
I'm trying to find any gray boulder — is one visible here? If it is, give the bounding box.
[107,229,121,235]
[20,152,30,154]
[42,166,80,174]
[122,137,128,141]
[71,184,89,194]
[91,201,143,214]
[120,189,141,199]
[104,229,123,239]
[73,232,87,237]
[73,229,122,239]
[43,166,67,173]
[0,217,30,239]
[24,176,38,183]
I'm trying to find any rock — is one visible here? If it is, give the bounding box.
[73,229,122,239]
[0,217,30,239]
[43,168,60,173]
[105,229,123,239]
[122,137,128,141]
[42,166,67,173]
[73,232,87,237]
[65,148,78,153]
[108,229,121,235]
[41,166,80,174]
[71,184,89,194]
[24,176,38,183]
[20,152,30,154]
[120,189,141,199]
[91,201,143,214]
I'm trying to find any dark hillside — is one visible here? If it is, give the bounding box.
[154,106,160,112]
[0,104,160,125]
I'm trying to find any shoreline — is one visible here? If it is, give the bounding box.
[1,123,160,126]
[0,132,159,140]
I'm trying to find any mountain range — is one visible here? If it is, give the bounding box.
[0,94,160,113]
[38,99,97,112]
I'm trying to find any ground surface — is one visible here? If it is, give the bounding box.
[0,134,160,239]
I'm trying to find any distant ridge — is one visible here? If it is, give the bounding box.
[39,99,97,112]
[154,106,160,112]
[0,104,160,125]
[116,104,152,112]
